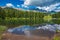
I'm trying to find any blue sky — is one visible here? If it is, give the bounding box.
[0,0,60,7]
[0,0,24,7]
[0,0,60,12]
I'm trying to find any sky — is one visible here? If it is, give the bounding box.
[0,0,60,12]
[0,0,24,7]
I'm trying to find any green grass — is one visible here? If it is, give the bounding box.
[54,37,60,40]
[0,26,7,31]
[0,25,7,40]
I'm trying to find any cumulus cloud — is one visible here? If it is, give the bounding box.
[37,3,60,11]
[46,3,60,11]
[24,0,58,6]
[6,3,14,7]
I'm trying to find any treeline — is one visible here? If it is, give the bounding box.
[0,7,60,27]
[52,12,60,24]
[0,7,45,27]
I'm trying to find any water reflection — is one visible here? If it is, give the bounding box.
[8,24,60,35]
[8,25,36,35]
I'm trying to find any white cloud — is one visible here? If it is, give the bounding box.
[57,7,60,9]
[24,0,54,6]
[46,3,60,11]
[22,4,29,8]
[24,0,31,5]
[6,3,14,7]
[17,5,20,7]
[37,3,60,11]
[54,10,60,12]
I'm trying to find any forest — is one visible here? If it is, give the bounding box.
[0,7,60,28]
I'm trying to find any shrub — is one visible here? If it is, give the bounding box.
[0,25,7,32]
